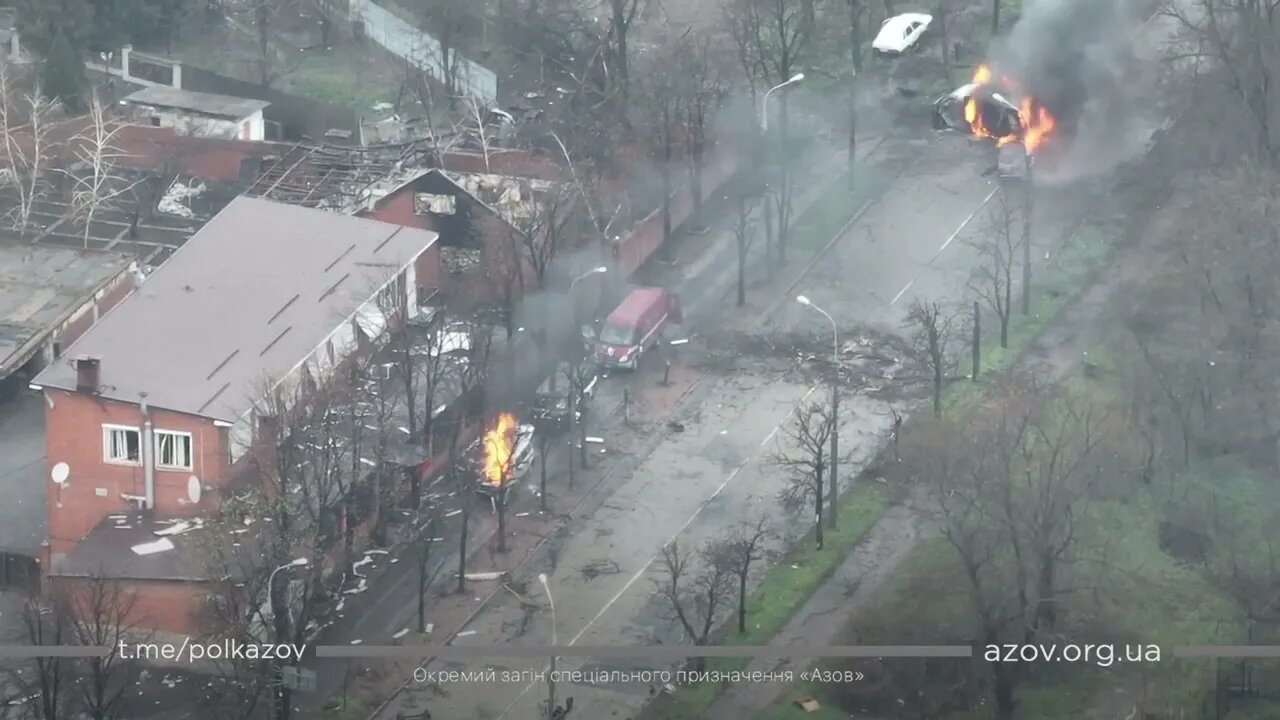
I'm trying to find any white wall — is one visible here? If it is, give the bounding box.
[136,106,263,141]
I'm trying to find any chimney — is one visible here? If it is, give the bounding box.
[75,357,100,394]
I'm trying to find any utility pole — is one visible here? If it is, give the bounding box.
[796,296,839,528]
[829,376,839,527]
[1021,152,1033,315]
[972,301,980,380]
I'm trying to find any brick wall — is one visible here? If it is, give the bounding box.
[45,391,228,555]
[52,575,209,636]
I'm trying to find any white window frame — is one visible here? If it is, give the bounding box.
[103,424,142,466]
[155,429,194,471]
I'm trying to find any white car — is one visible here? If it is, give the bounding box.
[414,322,473,358]
[873,13,932,55]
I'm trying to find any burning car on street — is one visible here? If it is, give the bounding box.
[466,413,536,506]
[932,64,1059,158]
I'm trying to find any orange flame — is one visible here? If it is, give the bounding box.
[1019,98,1057,154]
[963,64,1058,155]
[483,413,517,487]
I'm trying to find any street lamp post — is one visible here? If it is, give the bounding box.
[796,296,839,526]
[760,73,803,268]
[268,557,308,720]
[538,573,559,719]
[268,557,310,622]
[761,73,805,132]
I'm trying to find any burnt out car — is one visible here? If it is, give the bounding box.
[932,83,1022,138]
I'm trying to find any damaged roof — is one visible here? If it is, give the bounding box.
[0,237,136,380]
[49,516,251,581]
[33,197,437,423]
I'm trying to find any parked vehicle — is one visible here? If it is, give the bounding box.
[529,365,596,434]
[591,287,682,370]
[873,13,932,56]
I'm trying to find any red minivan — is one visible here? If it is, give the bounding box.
[593,287,682,370]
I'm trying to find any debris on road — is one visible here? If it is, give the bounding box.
[795,697,822,712]
[581,559,620,581]
[463,571,506,581]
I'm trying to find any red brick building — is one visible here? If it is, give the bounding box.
[30,196,440,636]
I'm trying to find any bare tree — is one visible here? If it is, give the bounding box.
[907,300,960,417]
[6,591,73,720]
[510,184,576,292]
[415,0,478,100]
[676,33,728,228]
[968,190,1022,349]
[62,93,146,249]
[652,540,734,670]
[452,315,495,594]
[0,65,61,236]
[66,575,144,720]
[905,414,1020,720]
[196,540,278,720]
[709,515,771,634]
[1164,0,1280,163]
[846,0,865,191]
[772,400,836,550]
[726,0,810,260]
[603,0,645,115]
[733,188,758,307]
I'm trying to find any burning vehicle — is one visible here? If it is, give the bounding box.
[872,12,932,56]
[932,64,1059,157]
[468,413,536,504]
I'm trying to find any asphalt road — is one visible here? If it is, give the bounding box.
[372,99,1112,719]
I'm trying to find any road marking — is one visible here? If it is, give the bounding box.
[889,280,914,306]
[760,425,780,448]
[891,186,999,309]
[496,384,818,718]
[936,186,998,257]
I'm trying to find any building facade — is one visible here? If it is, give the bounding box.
[31,197,440,635]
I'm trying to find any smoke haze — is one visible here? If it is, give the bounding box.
[991,0,1152,183]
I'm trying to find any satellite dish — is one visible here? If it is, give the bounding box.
[187,476,202,504]
[51,462,70,486]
